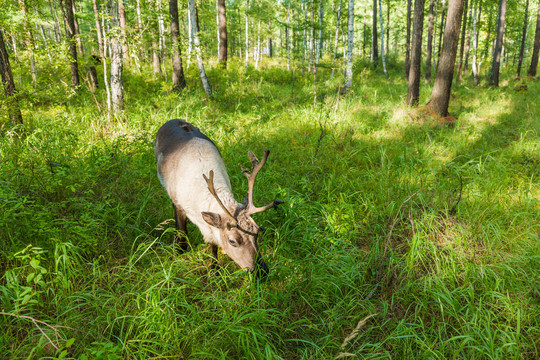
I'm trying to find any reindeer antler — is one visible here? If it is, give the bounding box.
[239,150,284,216]
[203,170,238,227]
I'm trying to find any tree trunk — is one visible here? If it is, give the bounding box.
[379,0,388,77]
[245,0,249,69]
[286,0,291,70]
[72,0,84,56]
[489,0,507,86]
[436,0,446,66]
[118,0,128,60]
[0,29,23,124]
[49,1,62,44]
[217,0,228,68]
[372,0,378,65]
[516,0,529,78]
[110,0,124,113]
[63,0,79,88]
[462,1,473,76]
[302,2,307,74]
[331,0,342,77]
[316,0,324,66]
[170,0,186,91]
[255,19,261,69]
[472,0,480,84]
[92,0,105,59]
[425,0,435,82]
[407,0,425,106]
[189,0,212,96]
[309,0,315,72]
[456,0,469,82]
[528,0,540,76]
[426,0,464,117]
[18,0,37,86]
[343,0,354,92]
[386,0,390,50]
[405,0,412,77]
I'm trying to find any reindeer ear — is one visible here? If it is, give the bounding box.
[202,212,224,228]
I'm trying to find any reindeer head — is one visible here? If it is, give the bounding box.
[201,150,283,278]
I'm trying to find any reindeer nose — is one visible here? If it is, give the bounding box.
[252,255,269,280]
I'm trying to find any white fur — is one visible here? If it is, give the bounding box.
[157,137,237,246]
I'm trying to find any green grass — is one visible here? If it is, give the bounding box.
[1,56,539,359]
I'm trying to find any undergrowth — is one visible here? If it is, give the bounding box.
[1,57,539,359]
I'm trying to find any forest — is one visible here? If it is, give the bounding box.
[1,0,539,357]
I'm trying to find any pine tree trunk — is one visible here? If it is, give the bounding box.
[516,0,529,78]
[331,0,342,77]
[169,0,186,91]
[217,0,228,67]
[0,29,23,124]
[489,0,507,86]
[189,0,212,96]
[343,0,354,92]
[407,0,425,106]
[436,0,446,66]
[63,0,79,88]
[463,1,473,76]
[427,0,464,117]
[456,0,469,82]
[72,0,84,56]
[372,0,378,65]
[425,0,435,82]
[405,0,412,77]
[528,0,540,76]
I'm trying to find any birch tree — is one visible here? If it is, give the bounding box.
[110,0,124,113]
[169,0,186,92]
[189,0,212,96]
[471,0,480,84]
[331,0,342,77]
[378,0,388,77]
[343,0,354,92]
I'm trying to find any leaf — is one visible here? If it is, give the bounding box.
[26,273,35,283]
[65,338,75,348]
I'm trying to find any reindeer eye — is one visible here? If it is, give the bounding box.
[228,239,238,247]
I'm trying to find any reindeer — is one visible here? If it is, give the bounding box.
[154,119,283,278]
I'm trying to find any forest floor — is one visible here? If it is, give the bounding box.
[1,57,539,359]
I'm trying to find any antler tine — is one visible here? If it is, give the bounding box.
[202,170,238,226]
[238,150,283,216]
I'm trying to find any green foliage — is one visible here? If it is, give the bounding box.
[1,55,540,359]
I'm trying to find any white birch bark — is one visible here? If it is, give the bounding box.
[316,0,324,65]
[472,0,479,84]
[379,0,388,78]
[331,0,342,77]
[189,0,212,96]
[245,0,250,69]
[255,19,261,68]
[344,0,354,91]
[187,9,193,68]
[110,1,124,114]
[302,1,308,74]
[286,0,291,70]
